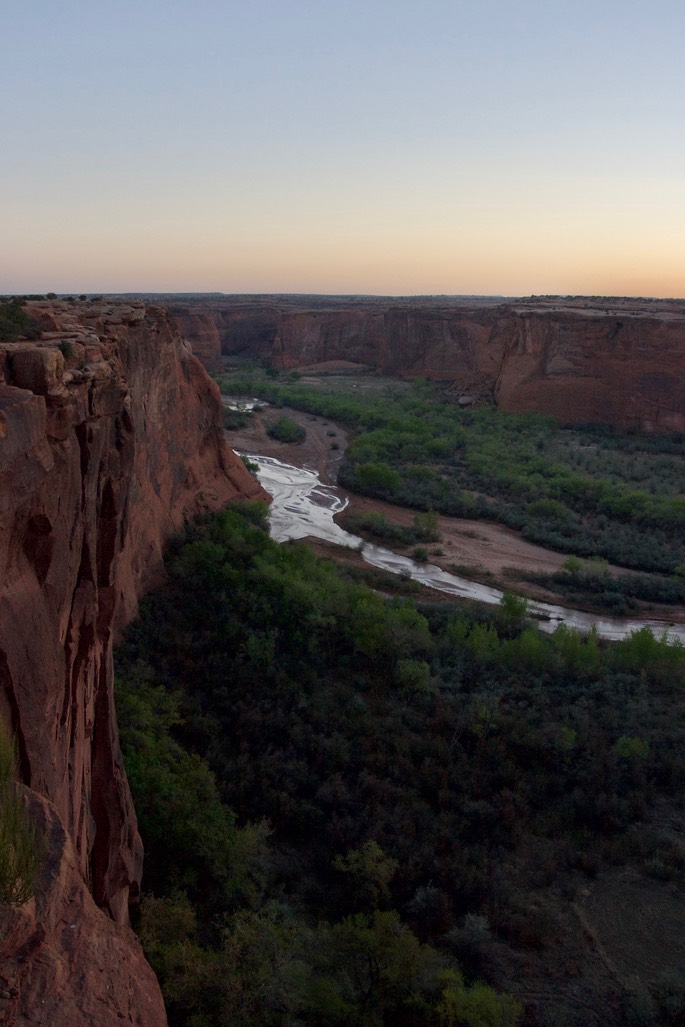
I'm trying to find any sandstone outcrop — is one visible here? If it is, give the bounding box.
[0,299,266,1024]
[493,304,685,431]
[0,789,165,1027]
[171,295,685,432]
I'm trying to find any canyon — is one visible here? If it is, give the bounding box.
[0,299,265,1025]
[171,294,685,432]
[2,291,684,1023]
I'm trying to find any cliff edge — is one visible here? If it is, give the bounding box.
[172,295,685,432]
[0,299,266,1025]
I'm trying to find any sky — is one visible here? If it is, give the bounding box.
[2,1,684,297]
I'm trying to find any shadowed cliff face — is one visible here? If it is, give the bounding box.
[0,300,266,1026]
[169,302,281,371]
[493,309,685,431]
[172,296,685,432]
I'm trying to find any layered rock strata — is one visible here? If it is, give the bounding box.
[172,296,685,432]
[493,306,685,431]
[0,300,266,1025]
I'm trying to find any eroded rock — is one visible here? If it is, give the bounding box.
[0,299,267,1025]
[170,295,685,432]
[0,789,166,1027]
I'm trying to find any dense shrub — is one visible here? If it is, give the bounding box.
[0,298,40,342]
[266,415,306,443]
[0,721,42,905]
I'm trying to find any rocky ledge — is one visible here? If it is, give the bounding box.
[0,299,266,1025]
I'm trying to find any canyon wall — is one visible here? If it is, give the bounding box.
[0,300,266,1025]
[169,300,282,371]
[172,296,685,431]
[493,307,685,431]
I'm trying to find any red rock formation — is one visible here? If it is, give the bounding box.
[493,307,685,431]
[170,302,281,371]
[273,309,386,370]
[170,296,685,432]
[0,789,165,1027]
[0,300,266,1025]
[166,307,224,371]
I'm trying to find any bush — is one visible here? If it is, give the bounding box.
[354,462,402,497]
[0,299,40,343]
[0,721,42,905]
[339,511,436,549]
[223,407,249,430]
[266,416,306,444]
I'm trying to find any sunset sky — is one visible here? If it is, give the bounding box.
[3,1,684,297]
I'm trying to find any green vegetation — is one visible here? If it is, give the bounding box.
[339,509,439,549]
[217,369,685,579]
[223,407,250,430]
[116,503,685,1024]
[0,721,42,906]
[0,298,40,342]
[521,558,685,614]
[266,415,306,444]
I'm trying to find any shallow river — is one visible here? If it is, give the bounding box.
[245,453,685,645]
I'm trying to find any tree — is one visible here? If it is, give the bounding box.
[327,910,444,1023]
[333,840,398,911]
[437,968,522,1026]
[356,462,401,494]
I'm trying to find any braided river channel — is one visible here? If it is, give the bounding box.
[243,453,685,645]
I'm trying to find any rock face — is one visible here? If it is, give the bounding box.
[171,295,685,432]
[493,306,685,431]
[0,300,266,1025]
[0,789,165,1027]
[169,301,282,371]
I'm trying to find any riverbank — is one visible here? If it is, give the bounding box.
[224,402,685,626]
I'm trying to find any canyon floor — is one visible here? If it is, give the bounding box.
[224,401,685,622]
[223,400,685,1022]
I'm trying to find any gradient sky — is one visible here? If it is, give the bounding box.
[3,1,684,297]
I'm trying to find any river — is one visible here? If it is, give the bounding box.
[243,453,685,645]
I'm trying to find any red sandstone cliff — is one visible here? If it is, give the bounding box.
[0,300,266,1025]
[171,296,685,432]
[493,306,685,431]
[170,301,281,371]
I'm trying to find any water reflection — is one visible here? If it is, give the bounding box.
[244,453,685,645]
